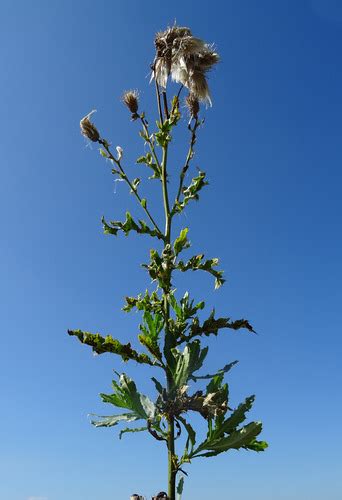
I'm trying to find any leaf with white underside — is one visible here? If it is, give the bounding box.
[92,373,155,428]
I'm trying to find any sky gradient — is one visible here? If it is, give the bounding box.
[1,1,342,499]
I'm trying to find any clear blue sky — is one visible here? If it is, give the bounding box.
[1,1,342,499]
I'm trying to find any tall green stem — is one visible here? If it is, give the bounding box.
[161,136,176,499]
[167,417,176,500]
[161,145,171,240]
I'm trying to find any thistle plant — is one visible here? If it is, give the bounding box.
[71,25,267,500]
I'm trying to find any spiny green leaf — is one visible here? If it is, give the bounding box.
[102,213,163,240]
[173,171,208,214]
[213,396,255,438]
[244,439,269,452]
[141,311,164,339]
[177,254,225,288]
[191,421,264,458]
[138,334,162,361]
[67,329,154,365]
[168,292,182,317]
[142,247,172,289]
[155,121,172,147]
[139,311,164,360]
[206,422,264,453]
[174,228,190,256]
[169,96,181,127]
[191,361,239,381]
[172,341,208,388]
[136,153,153,164]
[139,129,149,142]
[168,291,206,344]
[100,373,155,420]
[99,148,108,158]
[130,178,141,193]
[151,377,164,394]
[177,476,185,499]
[137,153,161,179]
[178,416,196,453]
[169,291,205,322]
[119,426,148,440]
[186,312,255,343]
[90,412,139,428]
[123,290,162,314]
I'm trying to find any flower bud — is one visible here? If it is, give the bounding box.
[122,90,139,118]
[185,93,200,119]
[80,110,100,142]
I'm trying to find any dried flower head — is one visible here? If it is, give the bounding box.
[152,25,219,105]
[185,93,200,118]
[80,110,100,142]
[122,90,139,117]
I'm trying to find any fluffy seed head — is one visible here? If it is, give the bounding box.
[189,70,211,104]
[152,25,219,105]
[122,90,139,115]
[186,93,200,118]
[197,49,220,71]
[80,110,100,142]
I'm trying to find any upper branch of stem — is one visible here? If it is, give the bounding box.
[172,117,200,215]
[155,80,164,123]
[99,139,163,236]
[139,115,162,174]
[161,143,171,241]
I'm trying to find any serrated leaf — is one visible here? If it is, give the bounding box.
[168,292,182,317]
[244,439,268,452]
[172,341,208,388]
[123,290,162,314]
[173,171,208,214]
[208,422,263,453]
[215,396,255,437]
[151,377,164,394]
[119,426,148,439]
[102,213,163,240]
[131,178,141,193]
[90,412,139,428]
[178,416,196,453]
[191,361,239,381]
[139,311,164,360]
[177,476,185,499]
[174,228,190,256]
[191,421,264,458]
[136,153,152,164]
[67,329,154,365]
[140,394,156,418]
[177,254,225,289]
[94,373,155,428]
[169,291,205,323]
[137,153,161,179]
[185,311,255,344]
